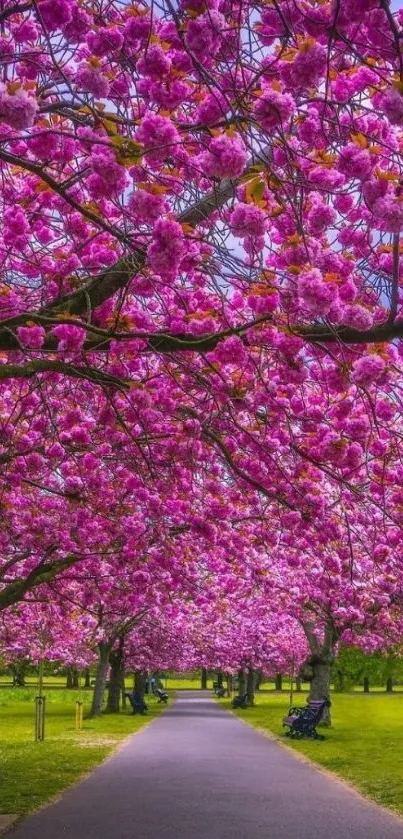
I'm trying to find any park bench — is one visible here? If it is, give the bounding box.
[156,688,169,703]
[232,692,249,709]
[213,681,227,698]
[125,691,148,715]
[282,698,330,740]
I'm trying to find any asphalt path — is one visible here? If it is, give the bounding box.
[9,691,403,839]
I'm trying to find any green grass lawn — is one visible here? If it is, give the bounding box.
[224,692,403,815]
[0,688,165,816]
[0,675,215,691]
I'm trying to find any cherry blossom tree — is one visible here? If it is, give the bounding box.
[2,0,403,706]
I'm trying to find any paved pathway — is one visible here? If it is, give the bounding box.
[9,691,403,839]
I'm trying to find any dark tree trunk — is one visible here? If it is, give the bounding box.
[90,642,111,717]
[363,677,370,693]
[216,670,223,689]
[255,670,262,691]
[386,677,393,693]
[84,667,91,689]
[246,668,255,705]
[335,669,345,692]
[201,668,207,689]
[295,677,302,692]
[238,668,246,695]
[106,638,124,713]
[302,620,337,727]
[308,658,332,726]
[11,661,26,686]
[121,669,127,709]
[275,673,283,692]
[66,667,79,688]
[134,671,147,699]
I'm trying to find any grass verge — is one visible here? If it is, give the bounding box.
[0,688,165,815]
[224,692,403,816]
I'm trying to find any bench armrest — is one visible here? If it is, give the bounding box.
[287,706,304,716]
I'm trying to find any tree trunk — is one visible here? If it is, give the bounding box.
[363,676,370,693]
[238,668,246,695]
[106,638,124,713]
[295,676,302,692]
[226,673,233,696]
[11,661,26,686]
[386,677,393,693]
[90,642,111,717]
[335,669,345,692]
[302,620,337,727]
[121,669,127,709]
[246,668,255,705]
[66,667,79,688]
[308,658,332,726]
[84,667,91,689]
[134,670,147,699]
[255,669,262,691]
[275,673,283,691]
[201,668,207,690]
[216,670,223,689]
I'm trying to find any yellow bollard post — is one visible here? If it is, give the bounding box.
[75,700,83,731]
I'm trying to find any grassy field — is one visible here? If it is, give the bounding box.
[225,692,403,815]
[0,688,165,816]
[0,675,214,690]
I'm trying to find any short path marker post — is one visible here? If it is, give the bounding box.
[75,700,84,731]
[76,670,84,730]
[35,696,46,742]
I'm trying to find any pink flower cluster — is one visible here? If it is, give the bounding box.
[352,354,386,386]
[76,65,110,98]
[253,88,295,132]
[185,10,225,58]
[230,203,267,238]
[199,134,247,179]
[338,143,373,182]
[0,85,37,130]
[129,189,167,223]
[282,42,327,90]
[3,207,30,248]
[380,87,403,125]
[87,27,123,56]
[137,45,171,79]
[136,111,180,163]
[147,217,185,278]
[16,325,45,349]
[298,268,335,316]
[88,152,128,199]
[52,324,85,352]
[38,0,74,30]
[196,92,228,125]
[307,199,336,236]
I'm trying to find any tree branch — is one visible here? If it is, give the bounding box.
[0,554,83,612]
[0,360,129,389]
[45,149,271,318]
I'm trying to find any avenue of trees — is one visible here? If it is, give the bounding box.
[1,0,403,718]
